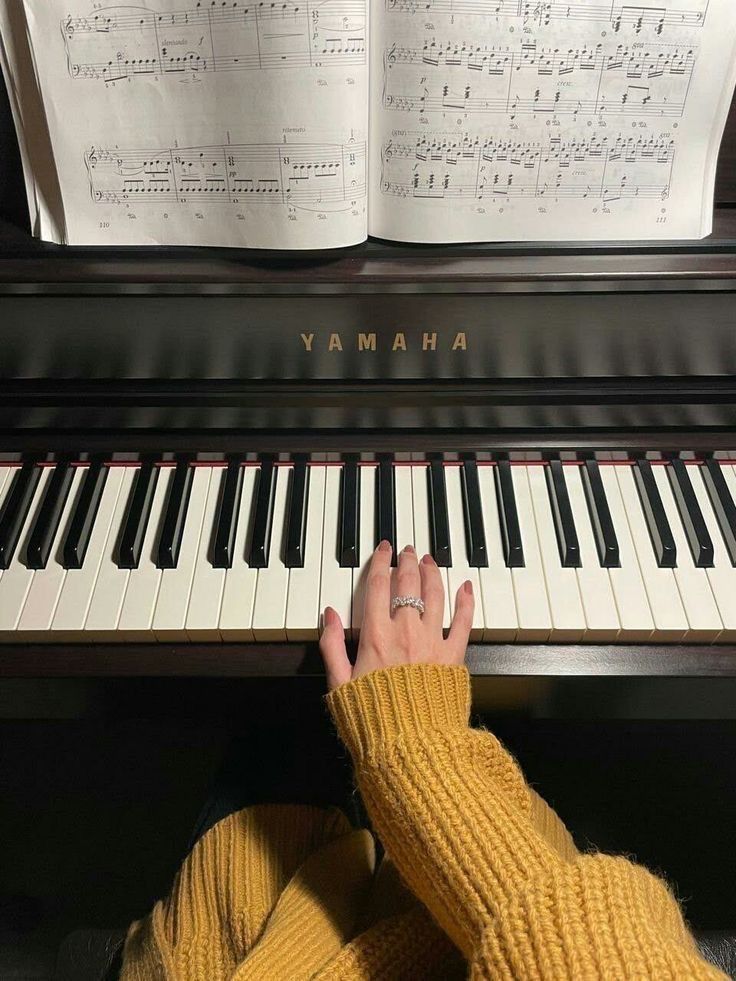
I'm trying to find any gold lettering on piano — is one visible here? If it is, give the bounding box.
[422,332,438,351]
[358,332,377,351]
[452,332,467,351]
[328,333,343,352]
[298,331,469,351]
[392,332,407,352]
[300,332,315,352]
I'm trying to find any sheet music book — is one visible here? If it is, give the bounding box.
[1,0,735,247]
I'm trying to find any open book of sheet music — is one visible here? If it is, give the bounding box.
[1,0,736,247]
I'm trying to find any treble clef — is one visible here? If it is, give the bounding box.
[63,14,75,36]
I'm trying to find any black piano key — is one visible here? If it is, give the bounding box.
[428,456,451,566]
[702,458,736,566]
[633,460,676,568]
[284,455,310,568]
[26,456,75,569]
[494,460,524,568]
[460,457,487,567]
[63,457,108,569]
[667,458,714,568]
[581,460,620,568]
[376,455,397,564]
[338,455,360,568]
[545,460,581,568]
[212,456,244,569]
[0,461,42,569]
[247,455,277,569]
[117,457,160,569]
[156,456,194,569]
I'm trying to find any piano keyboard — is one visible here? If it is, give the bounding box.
[1,454,736,645]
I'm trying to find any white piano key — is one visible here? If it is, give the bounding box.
[51,466,126,639]
[252,465,292,641]
[527,465,585,642]
[615,465,687,641]
[16,466,86,639]
[563,465,621,641]
[651,465,722,641]
[395,464,414,552]
[319,465,353,633]
[599,466,655,642]
[0,467,52,638]
[690,466,736,641]
[115,467,172,641]
[476,465,518,641]
[83,467,138,640]
[411,464,451,630]
[152,466,212,641]
[444,465,483,641]
[185,467,227,641]
[219,466,259,641]
[351,463,377,640]
[510,466,552,642]
[286,465,326,641]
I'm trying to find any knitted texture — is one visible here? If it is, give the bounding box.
[120,663,725,980]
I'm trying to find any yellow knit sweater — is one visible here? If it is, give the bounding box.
[120,664,724,980]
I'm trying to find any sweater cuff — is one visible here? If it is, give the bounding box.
[326,663,471,762]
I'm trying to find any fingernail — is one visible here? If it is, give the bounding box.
[378,539,392,552]
[324,606,336,626]
[421,553,437,566]
[402,544,415,554]
[464,580,473,595]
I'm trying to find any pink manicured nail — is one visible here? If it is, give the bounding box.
[403,544,415,554]
[464,580,473,596]
[421,553,437,566]
[324,606,336,626]
[378,539,392,552]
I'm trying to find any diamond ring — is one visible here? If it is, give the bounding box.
[391,595,426,616]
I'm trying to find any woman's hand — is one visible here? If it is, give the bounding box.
[319,541,474,690]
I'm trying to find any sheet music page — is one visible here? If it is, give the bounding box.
[368,0,736,241]
[15,0,368,247]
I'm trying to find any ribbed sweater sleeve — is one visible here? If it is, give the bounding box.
[327,664,725,980]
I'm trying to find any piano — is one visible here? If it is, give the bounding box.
[2,102,736,678]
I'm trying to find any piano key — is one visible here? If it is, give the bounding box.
[460,457,487,568]
[0,460,42,569]
[509,466,552,641]
[428,456,451,566]
[581,460,620,568]
[0,467,14,581]
[83,467,138,639]
[476,465,518,641]
[667,459,714,568]
[319,464,353,633]
[444,465,483,640]
[545,460,581,568]
[51,467,127,639]
[394,464,414,554]
[701,458,736,566]
[633,460,677,568]
[248,455,278,569]
[117,456,159,570]
[564,465,621,641]
[0,467,52,637]
[689,467,736,641]
[16,466,86,637]
[212,455,244,569]
[185,468,227,641]
[26,457,76,570]
[598,466,655,641]
[153,466,212,640]
[652,465,722,641]
[286,465,326,640]
[411,463,451,629]
[376,455,397,560]
[527,465,585,642]
[351,463,377,639]
[156,456,194,569]
[494,460,524,568]
[338,455,360,568]
[219,466,259,641]
[110,467,172,641]
[614,465,687,641]
[252,465,292,641]
[284,455,309,569]
[63,458,109,569]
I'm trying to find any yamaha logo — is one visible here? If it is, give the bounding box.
[300,331,468,352]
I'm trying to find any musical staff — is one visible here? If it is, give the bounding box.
[381,133,675,202]
[383,40,695,117]
[62,0,367,81]
[385,0,709,36]
[85,140,367,207]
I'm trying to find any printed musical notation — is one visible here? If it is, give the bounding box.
[85,140,367,207]
[62,0,366,81]
[381,133,675,202]
[383,40,695,117]
[384,0,709,36]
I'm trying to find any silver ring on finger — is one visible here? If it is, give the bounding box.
[391,595,425,616]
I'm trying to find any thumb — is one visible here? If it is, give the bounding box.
[319,606,351,690]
